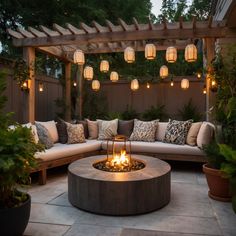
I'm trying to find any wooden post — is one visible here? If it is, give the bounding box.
[203,38,215,121]
[65,62,71,121]
[23,47,35,123]
[78,65,83,120]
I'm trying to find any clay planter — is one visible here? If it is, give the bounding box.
[0,194,31,236]
[203,164,231,202]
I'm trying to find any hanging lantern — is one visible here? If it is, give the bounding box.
[166,46,177,63]
[203,85,207,94]
[160,65,168,79]
[145,44,156,60]
[131,79,139,91]
[73,49,85,65]
[110,71,119,82]
[39,82,44,92]
[210,78,217,92]
[100,60,109,73]
[185,44,197,62]
[83,66,93,80]
[146,82,150,89]
[124,47,135,63]
[92,80,100,91]
[181,79,189,90]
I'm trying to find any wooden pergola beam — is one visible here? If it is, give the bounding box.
[12,26,227,48]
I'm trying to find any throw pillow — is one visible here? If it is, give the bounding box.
[67,123,85,144]
[23,123,39,143]
[156,122,168,141]
[164,119,192,145]
[97,119,118,140]
[197,122,215,149]
[35,123,54,149]
[117,120,134,138]
[77,120,89,139]
[35,120,58,143]
[56,119,68,144]
[129,119,159,142]
[186,122,202,146]
[86,119,98,139]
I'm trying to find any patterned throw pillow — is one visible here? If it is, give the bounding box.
[164,119,193,145]
[56,119,68,144]
[97,119,118,140]
[35,123,54,149]
[67,123,85,144]
[129,119,159,142]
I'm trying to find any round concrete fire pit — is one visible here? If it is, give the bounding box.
[68,155,171,216]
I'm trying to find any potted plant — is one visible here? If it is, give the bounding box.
[203,141,231,201]
[219,144,236,213]
[0,70,44,235]
[203,44,236,210]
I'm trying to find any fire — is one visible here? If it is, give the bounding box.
[110,150,129,168]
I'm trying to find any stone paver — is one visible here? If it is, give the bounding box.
[24,164,236,236]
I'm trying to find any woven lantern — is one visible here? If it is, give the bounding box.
[100,60,109,73]
[83,66,93,80]
[181,79,189,90]
[145,44,156,60]
[185,44,197,62]
[160,65,168,79]
[131,79,139,91]
[124,47,135,63]
[110,71,119,82]
[92,80,100,91]
[166,46,177,63]
[73,49,85,65]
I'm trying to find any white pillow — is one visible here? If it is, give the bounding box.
[23,123,39,143]
[197,122,214,149]
[156,122,168,141]
[35,120,58,143]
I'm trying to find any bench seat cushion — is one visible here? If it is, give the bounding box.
[35,140,102,161]
[102,141,204,156]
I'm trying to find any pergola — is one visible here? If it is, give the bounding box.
[7,17,233,122]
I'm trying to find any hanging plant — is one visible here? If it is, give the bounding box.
[13,58,30,91]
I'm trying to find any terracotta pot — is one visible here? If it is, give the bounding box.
[203,164,231,202]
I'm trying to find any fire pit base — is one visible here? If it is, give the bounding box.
[68,155,171,216]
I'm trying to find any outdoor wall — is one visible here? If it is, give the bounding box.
[1,62,63,123]
[100,76,206,120]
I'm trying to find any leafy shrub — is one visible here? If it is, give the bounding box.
[121,105,139,120]
[142,105,168,121]
[178,99,202,122]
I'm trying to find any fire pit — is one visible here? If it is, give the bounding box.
[68,153,171,216]
[93,135,145,172]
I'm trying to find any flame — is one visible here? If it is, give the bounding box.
[110,149,129,167]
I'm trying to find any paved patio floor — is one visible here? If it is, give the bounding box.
[24,161,236,236]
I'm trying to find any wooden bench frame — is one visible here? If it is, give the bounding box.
[31,149,206,185]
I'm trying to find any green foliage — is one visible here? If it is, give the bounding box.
[219,144,236,213]
[12,58,30,88]
[178,99,202,122]
[203,141,226,170]
[121,105,139,120]
[142,105,168,121]
[105,112,123,120]
[82,83,108,120]
[157,0,211,22]
[0,70,44,208]
[212,45,236,148]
